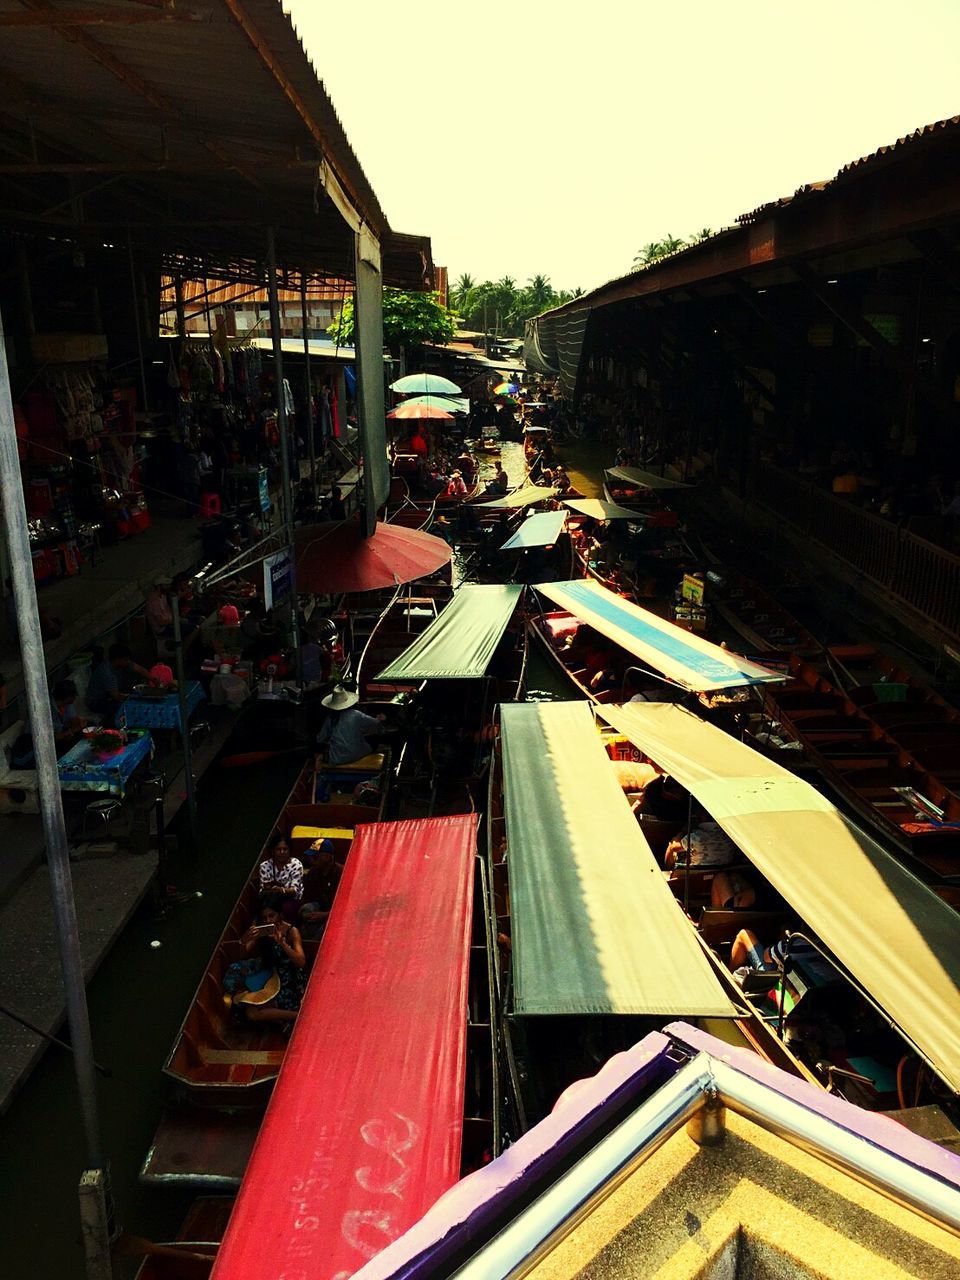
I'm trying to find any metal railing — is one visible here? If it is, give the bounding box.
[752,463,960,640]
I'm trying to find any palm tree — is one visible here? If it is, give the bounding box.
[452,272,475,313]
[634,241,664,269]
[659,234,686,256]
[526,273,553,312]
[689,228,713,244]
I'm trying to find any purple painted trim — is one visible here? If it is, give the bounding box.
[352,1031,678,1280]
[666,1022,960,1188]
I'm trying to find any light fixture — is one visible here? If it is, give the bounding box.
[757,289,767,294]
[827,278,838,285]
[921,337,933,344]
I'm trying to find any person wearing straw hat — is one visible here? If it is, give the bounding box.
[316,685,385,766]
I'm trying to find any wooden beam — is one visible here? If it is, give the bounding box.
[0,160,317,174]
[0,6,199,26]
[907,230,960,299]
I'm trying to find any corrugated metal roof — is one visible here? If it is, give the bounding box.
[158,276,350,311]
[0,0,432,288]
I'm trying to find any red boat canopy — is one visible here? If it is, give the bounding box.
[211,813,479,1280]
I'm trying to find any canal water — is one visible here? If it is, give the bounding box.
[0,755,303,1279]
[0,432,608,1279]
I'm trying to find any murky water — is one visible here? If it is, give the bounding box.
[0,756,303,1279]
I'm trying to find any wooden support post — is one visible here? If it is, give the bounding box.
[78,1168,113,1280]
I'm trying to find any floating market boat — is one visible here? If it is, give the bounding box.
[762,656,960,881]
[710,565,823,657]
[140,753,392,1186]
[206,813,495,1280]
[486,701,812,1139]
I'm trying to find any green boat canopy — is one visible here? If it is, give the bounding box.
[599,701,960,1096]
[475,483,557,509]
[605,466,690,490]
[500,702,739,1018]
[536,579,782,692]
[500,511,567,551]
[564,497,643,522]
[377,584,523,681]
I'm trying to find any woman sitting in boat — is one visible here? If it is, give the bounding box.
[259,833,304,920]
[446,470,468,498]
[664,809,737,868]
[316,685,386,765]
[486,464,509,496]
[232,894,307,1025]
[553,465,571,494]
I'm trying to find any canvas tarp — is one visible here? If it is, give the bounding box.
[564,497,644,522]
[475,483,557,509]
[377,584,523,680]
[501,511,567,551]
[599,701,960,1095]
[500,702,738,1018]
[211,813,478,1280]
[535,579,782,692]
[605,466,690,490]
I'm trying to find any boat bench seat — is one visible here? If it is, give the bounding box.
[326,752,385,773]
[199,1048,285,1067]
[698,907,784,948]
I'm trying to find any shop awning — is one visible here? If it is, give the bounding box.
[535,579,782,692]
[500,511,567,551]
[605,467,691,490]
[476,484,557,509]
[377,584,523,680]
[211,813,479,1280]
[564,498,644,522]
[598,702,960,1095]
[500,702,738,1018]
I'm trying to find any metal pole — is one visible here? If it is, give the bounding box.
[0,307,106,1170]
[266,229,302,686]
[127,232,149,414]
[683,792,693,915]
[170,592,198,839]
[300,273,316,495]
[174,275,187,341]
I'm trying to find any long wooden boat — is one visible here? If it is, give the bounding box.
[602,465,680,528]
[203,813,496,1280]
[485,703,813,1141]
[353,580,453,700]
[598,699,960,1113]
[134,1198,232,1279]
[762,656,960,881]
[710,566,823,658]
[141,754,392,1187]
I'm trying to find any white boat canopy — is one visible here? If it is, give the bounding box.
[535,579,783,692]
[500,702,739,1018]
[564,497,644,522]
[500,511,567,551]
[605,466,691,490]
[475,483,557,510]
[598,700,960,1096]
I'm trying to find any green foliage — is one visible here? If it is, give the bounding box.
[451,272,584,337]
[328,289,456,350]
[632,229,713,270]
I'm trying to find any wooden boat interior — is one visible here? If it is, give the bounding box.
[161,760,388,1103]
[133,1194,231,1276]
[711,567,823,657]
[529,608,637,703]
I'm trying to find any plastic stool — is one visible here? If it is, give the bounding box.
[199,492,222,519]
[82,797,123,839]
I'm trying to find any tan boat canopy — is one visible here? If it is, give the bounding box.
[599,701,960,1095]
[475,483,557,509]
[377,584,523,681]
[500,702,739,1018]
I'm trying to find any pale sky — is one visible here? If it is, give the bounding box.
[285,0,960,294]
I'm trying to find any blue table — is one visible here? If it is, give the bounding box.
[119,681,205,732]
[58,731,154,796]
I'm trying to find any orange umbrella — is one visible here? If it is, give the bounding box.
[387,402,454,421]
[295,518,452,593]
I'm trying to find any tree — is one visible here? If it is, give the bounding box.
[689,227,713,243]
[526,273,553,312]
[329,289,455,351]
[633,233,688,270]
[452,272,474,313]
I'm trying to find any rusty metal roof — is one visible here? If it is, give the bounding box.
[0,0,432,288]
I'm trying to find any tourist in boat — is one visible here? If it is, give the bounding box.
[729,927,818,979]
[234,894,307,1025]
[710,869,757,910]
[664,810,737,868]
[446,470,469,499]
[486,464,509,495]
[259,834,304,921]
[299,839,344,938]
[317,685,385,765]
[554,465,571,494]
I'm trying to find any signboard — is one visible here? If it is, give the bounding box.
[257,468,271,514]
[682,574,705,605]
[263,550,292,611]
